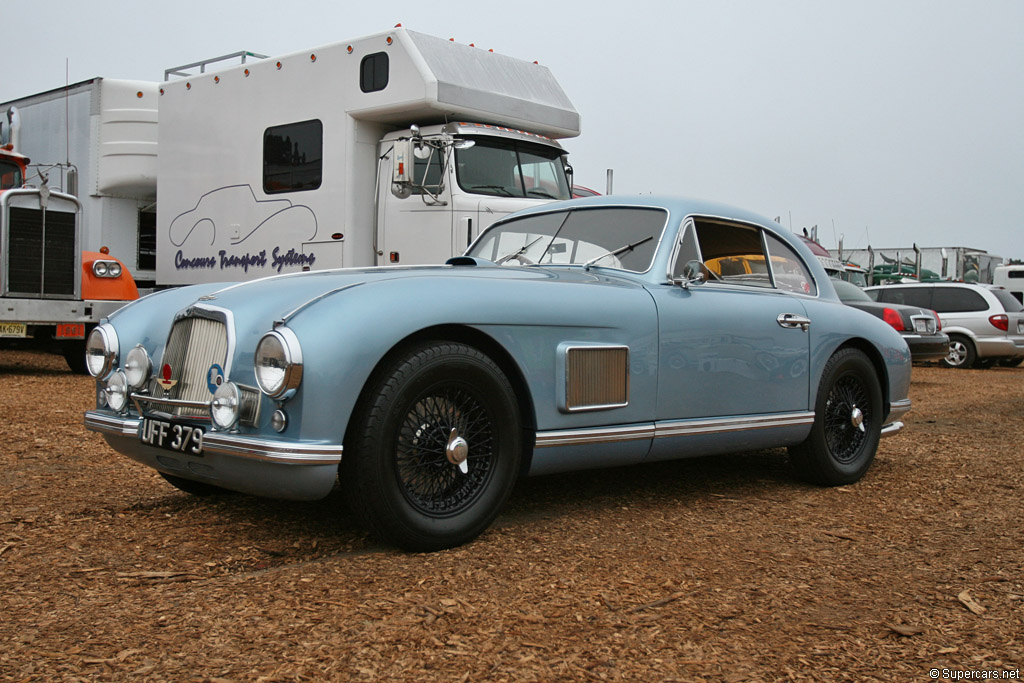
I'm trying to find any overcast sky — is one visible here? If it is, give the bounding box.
[5,0,1023,259]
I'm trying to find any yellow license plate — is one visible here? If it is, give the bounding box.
[0,322,27,338]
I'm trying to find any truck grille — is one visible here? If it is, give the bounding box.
[5,207,77,297]
[154,314,260,425]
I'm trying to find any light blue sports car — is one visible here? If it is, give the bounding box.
[84,196,911,551]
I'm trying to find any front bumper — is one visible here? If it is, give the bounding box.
[880,398,912,439]
[85,410,343,500]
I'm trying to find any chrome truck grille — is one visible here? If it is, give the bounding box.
[151,313,260,425]
[5,207,77,297]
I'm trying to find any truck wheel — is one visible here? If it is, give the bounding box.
[343,341,522,551]
[789,347,882,486]
[941,335,975,368]
[62,340,89,374]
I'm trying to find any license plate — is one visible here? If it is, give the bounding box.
[914,319,930,333]
[139,418,204,456]
[0,322,27,338]
[56,323,86,339]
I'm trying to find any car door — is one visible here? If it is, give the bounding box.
[647,218,814,460]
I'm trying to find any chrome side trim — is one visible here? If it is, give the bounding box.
[888,398,912,421]
[535,411,815,448]
[654,412,815,439]
[85,410,342,465]
[536,423,654,448]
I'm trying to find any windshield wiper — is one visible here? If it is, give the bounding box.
[470,184,515,197]
[526,188,557,199]
[496,235,547,265]
[583,236,654,271]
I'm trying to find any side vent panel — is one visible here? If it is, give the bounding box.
[564,346,629,412]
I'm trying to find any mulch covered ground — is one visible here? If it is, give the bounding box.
[1,350,1021,681]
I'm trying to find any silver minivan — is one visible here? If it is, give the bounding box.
[865,282,1024,368]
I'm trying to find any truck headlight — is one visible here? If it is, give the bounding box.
[124,345,151,390]
[254,327,303,400]
[210,382,241,430]
[86,324,119,379]
[104,371,129,412]
[92,260,122,278]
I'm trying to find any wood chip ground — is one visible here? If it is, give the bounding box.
[1,351,1021,681]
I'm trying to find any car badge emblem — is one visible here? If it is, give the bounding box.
[207,364,225,394]
[156,363,178,391]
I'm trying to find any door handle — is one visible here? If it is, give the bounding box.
[777,313,811,331]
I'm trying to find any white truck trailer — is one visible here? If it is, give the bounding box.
[157,27,581,285]
[1,79,156,370]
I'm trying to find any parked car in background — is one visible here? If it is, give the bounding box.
[865,282,1024,368]
[84,196,912,551]
[831,279,948,361]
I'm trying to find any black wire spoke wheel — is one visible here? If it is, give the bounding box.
[343,341,522,551]
[822,374,871,464]
[396,384,496,516]
[789,347,883,486]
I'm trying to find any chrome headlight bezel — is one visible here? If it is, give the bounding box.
[92,260,123,278]
[85,324,119,379]
[210,381,241,430]
[124,345,152,390]
[254,327,303,400]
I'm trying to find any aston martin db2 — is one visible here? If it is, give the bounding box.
[85,196,912,550]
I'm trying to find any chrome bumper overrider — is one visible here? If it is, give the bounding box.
[84,411,343,465]
[880,398,912,439]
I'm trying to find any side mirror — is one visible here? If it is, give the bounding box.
[674,260,713,289]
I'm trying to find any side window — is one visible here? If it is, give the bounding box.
[764,232,817,295]
[263,120,323,194]
[671,222,700,279]
[360,52,389,93]
[412,151,444,195]
[932,287,987,313]
[693,219,771,288]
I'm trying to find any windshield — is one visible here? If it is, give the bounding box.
[455,137,571,200]
[0,160,23,191]
[468,207,666,272]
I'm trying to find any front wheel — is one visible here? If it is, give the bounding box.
[342,341,522,551]
[789,347,883,486]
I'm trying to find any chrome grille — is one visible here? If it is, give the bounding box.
[161,316,228,417]
[565,346,629,411]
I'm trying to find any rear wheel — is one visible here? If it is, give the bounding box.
[941,335,975,368]
[342,341,522,551]
[789,347,883,486]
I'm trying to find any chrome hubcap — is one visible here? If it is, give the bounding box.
[850,406,865,433]
[446,428,470,474]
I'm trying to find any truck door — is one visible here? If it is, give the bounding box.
[377,148,454,266]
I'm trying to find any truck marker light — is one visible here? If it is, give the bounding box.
[331,233,343,240]
[387,37,393,45]
[186,82,191,90]
[100,246,110,254]
[347,46,353,53]
[244,69,250,77]
[276,62,282,70]
[310,54,317,62]
[160,88,164,95]
[394,23,402,28]
[214,76,220,84]
[390,252,400,263]
[136,91,144,98]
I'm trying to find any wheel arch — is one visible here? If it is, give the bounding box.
[827,337,893,422]
[343,324,538,476]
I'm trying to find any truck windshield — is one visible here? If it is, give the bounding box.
[455,138,570,200]
[0,160,23,191]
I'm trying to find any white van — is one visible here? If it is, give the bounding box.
[994,265,1024,304]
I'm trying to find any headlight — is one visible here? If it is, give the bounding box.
[124,345,151,390]
[91,260,123,278]
[210,381,241,430]
[254,327,303,399]
[85,324,119,378]
[93,261,109,277]
[108,262,122,277]
[104,371,129,412]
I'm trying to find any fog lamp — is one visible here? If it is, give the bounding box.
[210,382,241,430]
[124,345,151,390]
[104,371,129,412]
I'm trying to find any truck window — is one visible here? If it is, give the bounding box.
[0,160,23,190]
[412,151,444,195]
[360,52,389,93]
[263,120,323,194]
[455,138,570,200]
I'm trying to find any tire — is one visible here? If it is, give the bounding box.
[62,340,89,375]
[159,472,229,496]
[789,347,883,486]
[941,335,975,368]
[342,341,522,552]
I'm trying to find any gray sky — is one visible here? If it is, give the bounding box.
[5,0,1023,259]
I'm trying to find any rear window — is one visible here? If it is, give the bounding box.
[991,288,1024,312]
[931,287,987,313]
[875,286,932,308]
